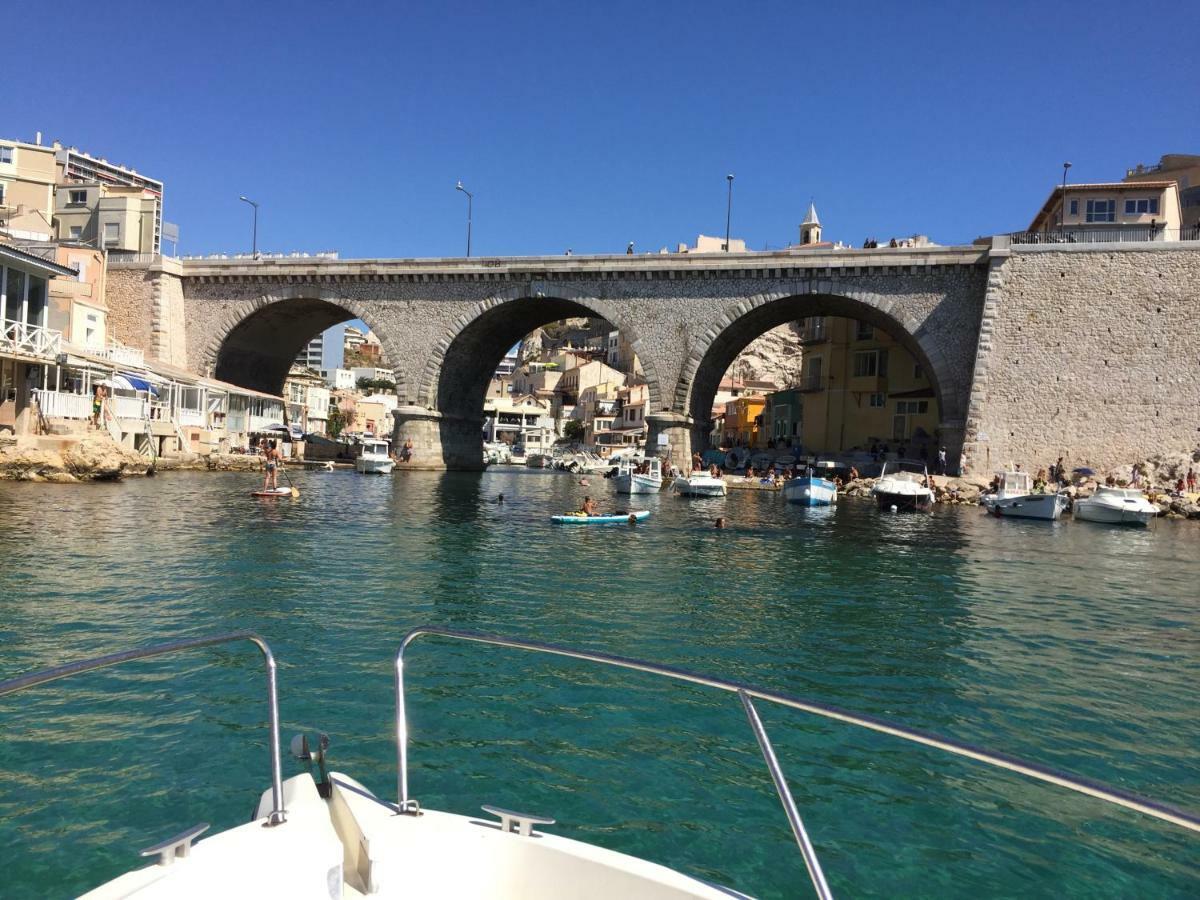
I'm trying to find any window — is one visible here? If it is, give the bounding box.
[69,189,87,205]
[1123,198,1159,215]
[103,222,120,245]
[69,225,82,239]
[895,400,929,414]
[869,392,885,407]
[1068,199,1078,216]
[1086,199,1115,223]
[0,184,5,206]
[0,147,12,164]
[855,320,873,340]
[853,349,887,377]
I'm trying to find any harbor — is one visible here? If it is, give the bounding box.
[1,468,1198,897]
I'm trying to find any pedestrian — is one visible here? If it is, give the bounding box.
[1130,463,1141,487]
[91,384,107,428]
[937,446,947,476]
[262,440,281,492]
[1187,468,1196,493]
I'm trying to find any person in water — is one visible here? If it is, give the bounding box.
[497,493,504,503]
[581,496,597,516]
[714,517,726,529]
[262,440,282,491]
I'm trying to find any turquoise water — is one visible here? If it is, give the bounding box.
[0,468,1196,898]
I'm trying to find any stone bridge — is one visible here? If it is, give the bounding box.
[105,240,1200,473]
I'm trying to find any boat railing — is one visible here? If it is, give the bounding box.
[0,632,287,826]
[395,626,1200,900]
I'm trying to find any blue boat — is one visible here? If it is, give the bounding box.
[782,464,838,507]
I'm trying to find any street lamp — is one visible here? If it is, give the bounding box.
[1059,162,1072,233]
[456,181,473,257]
[239,196,259,258]
[724,174,734,251]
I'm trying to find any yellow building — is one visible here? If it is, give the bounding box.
[796,316,939,454]
[1124,154,1200,230]
[723,395,766,448]
[1027,181,1182,240]
[0,138,57,241]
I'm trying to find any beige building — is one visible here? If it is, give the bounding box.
[1124,154,1200,230]
[0,139,57,241]
[52,143,164,254]
[1028,181,1182,240]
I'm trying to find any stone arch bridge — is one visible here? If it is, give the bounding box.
[106,240,1200,473]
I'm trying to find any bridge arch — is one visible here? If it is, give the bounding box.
[679,289,964,458]
[405,288,665,469]
[205,289,400,396]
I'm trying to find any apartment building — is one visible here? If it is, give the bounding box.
[0,138,56,241]
[1026,181,1183,241]
[1124,154,1200,230]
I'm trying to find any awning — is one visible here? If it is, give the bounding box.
[116,373,160,396]
[887,387,936,399]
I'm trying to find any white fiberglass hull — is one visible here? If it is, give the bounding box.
[673,475,727,497]
[356,457,395,474]
[614,473,663,494]
[82,772,738,899]
[983,492,1067,521]
[1074,499,1155,526]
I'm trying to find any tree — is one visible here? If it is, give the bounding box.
[327,406,350,438]
[562,419,585,442]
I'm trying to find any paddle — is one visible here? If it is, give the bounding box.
[280,460,300,498]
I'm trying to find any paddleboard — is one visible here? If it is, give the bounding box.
[252,487,294,497]
[551,510,650,525]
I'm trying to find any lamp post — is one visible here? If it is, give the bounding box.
[1059,162,1072,233]
[239,196,259,258]
[724,174,734,251]
[456,181,473,257]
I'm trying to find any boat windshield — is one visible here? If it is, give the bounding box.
[1001,471,1032,493]
[362,441,388,455]
[880,459,929,480]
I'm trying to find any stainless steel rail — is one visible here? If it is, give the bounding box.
[0,631,287,826]
[396,626,1200,897]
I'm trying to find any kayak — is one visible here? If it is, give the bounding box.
[551,510,650,525]
[252,487,294,497]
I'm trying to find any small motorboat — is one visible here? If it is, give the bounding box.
[981,470,1067,520]
[551,509,650,525]
[673,471,728,497]
[872,459,934,511]
[613,458,663,495]
[1073,486,1158,527]
[356,439,395,474]
[782,463,838,507]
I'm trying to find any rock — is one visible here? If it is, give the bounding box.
[205,453,262,471]
[43,472,79,484]
[0,446,66,480]
[61,435,150,480]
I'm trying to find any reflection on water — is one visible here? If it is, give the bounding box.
[0,468,1197,898]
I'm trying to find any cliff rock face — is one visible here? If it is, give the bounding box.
[723,323,804,388]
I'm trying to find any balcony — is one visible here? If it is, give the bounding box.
[798,325,828,344]
[1,319,62,359]
[798,374,827,393]
[94,342,145,367]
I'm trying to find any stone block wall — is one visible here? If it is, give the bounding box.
[963,244,1200,473]
[104,267,156,356]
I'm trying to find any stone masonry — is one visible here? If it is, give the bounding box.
[103,242,1200,473]
[963,241,1200,473]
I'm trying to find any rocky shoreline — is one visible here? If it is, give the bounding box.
[0,435,265,483]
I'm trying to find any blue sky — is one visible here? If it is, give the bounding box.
[7,1,1197,258]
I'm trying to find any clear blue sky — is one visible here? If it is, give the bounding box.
[8,1,1197,258]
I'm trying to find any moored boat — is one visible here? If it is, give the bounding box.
[672,471,728,497]
[1073,485,1158,526]
[782,463,838,507]
[981,470,1068,520]
[355,439,395,474]
[872,459,934,511]
[613,458,663,495]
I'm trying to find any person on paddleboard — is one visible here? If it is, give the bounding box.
[581,496,597,517]
[262,440,282,491]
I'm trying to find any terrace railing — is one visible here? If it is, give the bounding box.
[1,319,62,359]
[33,389,92,420]
[1009,226,1198,245]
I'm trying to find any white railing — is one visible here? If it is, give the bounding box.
[177,409,205,428]
[1,319,63,359]
[34,390,92,420]
[112,396,149,420]
[95,343,145,367]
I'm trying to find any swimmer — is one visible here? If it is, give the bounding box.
[497,493,505,503]
[715,517,726,529]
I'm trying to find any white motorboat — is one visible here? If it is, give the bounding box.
[1073,485,1158,527]
[673,470,727,497]
[872,459,934,511]
[782,463,838,507]
[981,470,1068,521]
[613,457,663,494]
[355,439,395,474]
[4,628,1194,899]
